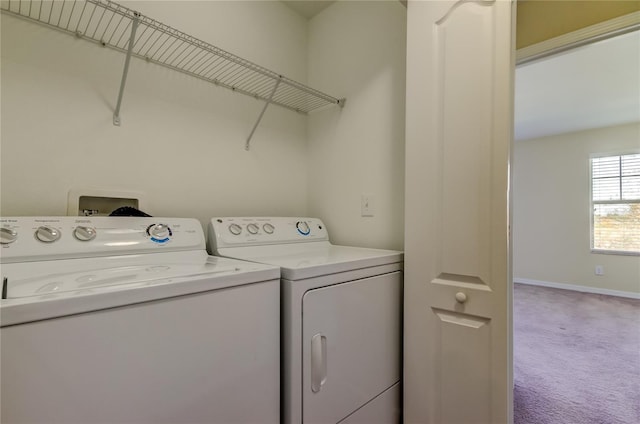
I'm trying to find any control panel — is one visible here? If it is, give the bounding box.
[208,217,329,251]
[0,217,205,263]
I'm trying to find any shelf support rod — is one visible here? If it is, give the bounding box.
[245,77,282,151]
[113,12,140,126]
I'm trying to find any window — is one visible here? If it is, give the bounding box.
[591,153,640,254]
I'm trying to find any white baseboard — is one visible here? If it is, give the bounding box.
[514,278,640,300]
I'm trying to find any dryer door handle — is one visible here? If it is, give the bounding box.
[311,333,327,393]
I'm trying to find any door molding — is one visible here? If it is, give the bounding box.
[517,11,640,65]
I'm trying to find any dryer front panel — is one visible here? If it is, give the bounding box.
[302,271,402,424]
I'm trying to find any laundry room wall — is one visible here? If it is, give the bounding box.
[306,0,407,251]
[513,122,640,296]
[1,1,311,226]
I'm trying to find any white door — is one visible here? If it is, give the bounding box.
[404,1,514,423]
[302,272,402,424]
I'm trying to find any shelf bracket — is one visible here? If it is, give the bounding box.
[245,78,282,151]
[113,12,140,126]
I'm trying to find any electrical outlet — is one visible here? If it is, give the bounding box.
[361,194,375,217]
[595,265,604,276]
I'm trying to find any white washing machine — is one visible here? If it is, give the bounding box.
[208,217,403,424]
[0,216,280,424]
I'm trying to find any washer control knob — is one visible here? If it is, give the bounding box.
[0,227,18,244]
[296,221,310,236]
[263,223,275,234]
[148,223,171,239]
[74,226,96,241]
[35,226,61,243]
[228,223,242,235]
[247,223,259,235]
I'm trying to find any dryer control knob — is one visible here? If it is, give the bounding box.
[263,223,275,234]
[0,227,18,244]
[148,223,171,239]
[35,226,61,243]
[228,223,242,236]
[296,221,310,236]
[74,226,97,241]
[247,223,259,235]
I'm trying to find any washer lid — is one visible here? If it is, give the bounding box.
[1,251,279,326]
[217,242,403,280]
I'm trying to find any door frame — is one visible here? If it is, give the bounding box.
[516,11,640,65]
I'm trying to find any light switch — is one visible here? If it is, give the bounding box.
[361,194,375,217]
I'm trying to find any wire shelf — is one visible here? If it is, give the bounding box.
[1,0,345,114]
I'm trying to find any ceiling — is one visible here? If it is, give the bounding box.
[279,2,639,142]
[281,1,406,19]
[515,30,640,141]
[281,1,335,19]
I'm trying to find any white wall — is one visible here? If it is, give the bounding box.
[1,0,408,248]
[513,122,640,295]
[1,1,310,226]
[307,0,406,250]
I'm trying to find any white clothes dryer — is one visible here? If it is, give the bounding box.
[208,217,403,424]
[1,216,280,424]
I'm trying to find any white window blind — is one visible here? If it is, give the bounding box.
[591,153,640,254]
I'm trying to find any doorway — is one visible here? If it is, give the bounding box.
[512,24,640,424]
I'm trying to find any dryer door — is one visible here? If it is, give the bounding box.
[302,271,402,424]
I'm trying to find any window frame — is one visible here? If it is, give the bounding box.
[589,151,640,256]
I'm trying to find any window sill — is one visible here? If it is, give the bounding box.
[591,249,640,257]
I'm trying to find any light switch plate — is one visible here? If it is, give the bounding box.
[361,194,375,217]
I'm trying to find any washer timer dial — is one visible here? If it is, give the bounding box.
[247,223,259,235]
[146,223,173,244]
